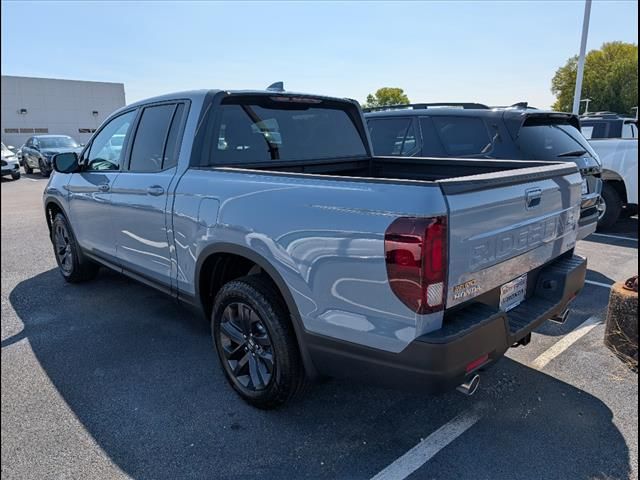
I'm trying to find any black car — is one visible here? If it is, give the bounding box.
[21,135,82,177]
[364,102,603,240]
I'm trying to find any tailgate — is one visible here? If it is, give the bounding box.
[439,162,582,308]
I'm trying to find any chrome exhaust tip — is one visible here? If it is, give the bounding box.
[456,374,480,396]
[549,308,571,324]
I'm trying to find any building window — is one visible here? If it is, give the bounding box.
[78,128,97,133]
[15,128,49,134]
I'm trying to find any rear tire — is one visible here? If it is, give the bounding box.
[51,213,99,283]
[211,275,309,409]
[597,182,623,231]
[24,162,33,174]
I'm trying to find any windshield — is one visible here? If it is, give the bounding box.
[516,123,598,160]
[211,98,367,165]
[39,136,79,149]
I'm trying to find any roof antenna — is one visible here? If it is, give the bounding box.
[267,81,285,92]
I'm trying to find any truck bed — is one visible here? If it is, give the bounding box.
[216,155,575,185]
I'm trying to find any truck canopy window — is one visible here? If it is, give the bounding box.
[210,98,367,165]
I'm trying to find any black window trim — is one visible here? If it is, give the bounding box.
[122,99,190,173]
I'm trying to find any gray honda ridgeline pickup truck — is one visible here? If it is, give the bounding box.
[44,88,586,408]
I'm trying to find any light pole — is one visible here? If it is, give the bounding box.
[572,0,592,114]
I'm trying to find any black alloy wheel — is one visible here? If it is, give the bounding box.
[218,301,275,391]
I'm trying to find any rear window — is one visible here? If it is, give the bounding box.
[431,117,492,156]
[517,122,598,160]
[367,118,419,156]
[211,98,366,165]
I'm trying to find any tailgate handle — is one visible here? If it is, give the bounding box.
[525,188,542,209]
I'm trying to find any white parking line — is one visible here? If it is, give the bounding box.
[371,315,603,479]
[369,410,481,480]
[590,232,638,242]
[585,279,613,288]
[531,316,602,370]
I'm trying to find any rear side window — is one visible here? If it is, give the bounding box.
[432,117,492,156]
[211,99,366,165]
[418,117,446,157]
[162,103,186,169]
[367,118,419,156]
[580,121,608,139]
[129,104,176,172]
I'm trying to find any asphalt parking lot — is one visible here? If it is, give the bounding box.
[1,173,638,480]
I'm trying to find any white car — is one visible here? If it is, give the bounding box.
[580,114,638,229]
[1,142,21,180]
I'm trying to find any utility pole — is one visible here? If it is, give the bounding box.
[572,0,592,114]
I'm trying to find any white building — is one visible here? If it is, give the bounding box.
[1,75,126,147]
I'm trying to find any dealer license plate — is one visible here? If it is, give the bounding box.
[500,274,527,312]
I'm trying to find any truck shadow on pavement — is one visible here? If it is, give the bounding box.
[6,268,633,480]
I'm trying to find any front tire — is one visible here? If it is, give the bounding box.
[11,171,20,180]
[39,159,51,177]
[24,162,33,174]
[597,183,623,230]
[51,213,99,282]
[212,275,309,409]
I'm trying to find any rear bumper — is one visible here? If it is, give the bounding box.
[306,254,586,393]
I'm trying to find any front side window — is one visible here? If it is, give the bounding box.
[129,104,176,171]
[432,116,492,156]
[367,118,419,156]
[211,98,366,165]
[86,110,136,171]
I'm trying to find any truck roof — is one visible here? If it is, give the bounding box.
[124,89,355,111]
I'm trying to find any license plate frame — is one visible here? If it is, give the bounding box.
[500,274,528,312]
[581,178,589,194]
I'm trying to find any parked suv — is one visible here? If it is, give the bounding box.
[44,88,585,408]
[365,103,602,240]
[22,135,82,177]
[580,112,638,228]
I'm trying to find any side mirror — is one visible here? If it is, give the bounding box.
[52,152,80,174]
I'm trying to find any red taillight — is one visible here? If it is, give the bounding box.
[384,216,448,314]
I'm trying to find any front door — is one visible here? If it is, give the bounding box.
[66,109,137,263]
[110,102,186,289]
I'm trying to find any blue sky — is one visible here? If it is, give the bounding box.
[2,1,637,108]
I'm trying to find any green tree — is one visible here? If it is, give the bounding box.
[551,41,638,114]
[363,87,410,109]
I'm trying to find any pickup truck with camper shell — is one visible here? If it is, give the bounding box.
[44,85,587,408]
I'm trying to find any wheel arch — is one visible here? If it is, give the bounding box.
[601,170,629,204]
[44,197,67,237]
[195,243,319,378]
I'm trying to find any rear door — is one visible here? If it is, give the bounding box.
[439,163,582,308]
[110,101,187,290]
